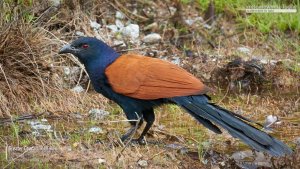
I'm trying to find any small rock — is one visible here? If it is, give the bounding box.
[49,0,60,7]
[115,19,124,29]
[166,143,183,150]
[201,159,208,165]
[143,33,162,43]
[237,47,251,54]
[232,150,271,168]
[219,161,225,166]
[158,124,165,130]
[113,40,126,47]
[171,57,181,65]
[231,150,253,161]
[121,24,139,40]
[138,160,148,167]
[185,19,195,26]
[63,67,71,75]
[144,22,158,31]
[75,31,84,36]
[71,85,84,93]
[88,127,103,134]
[270,60,277,65]
[107,25,119,33]
[90,20,101,30]
[203,24,212,29]
[31,124,52,131]
[260,59,268,64]
[185,17,204,26]
[98,158,106,164]
[168,7,177,16]
[41,118,48,122]
[264,115,281,129]
[116,11,125,19]
[72,112,83,119]
[253,56,277,65]
[63,66,80,76]
[88,109,110,120]
[28,120,53,135]
[179,147,189,154]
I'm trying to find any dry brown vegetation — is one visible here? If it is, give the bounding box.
[0,0,299,168]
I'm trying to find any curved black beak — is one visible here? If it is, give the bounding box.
[58,44,73,54]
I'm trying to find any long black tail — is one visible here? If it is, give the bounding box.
[170,95,292,156]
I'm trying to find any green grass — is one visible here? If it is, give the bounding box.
[181,0,300,33]
[1,0,35,23]
[283,58,300,72]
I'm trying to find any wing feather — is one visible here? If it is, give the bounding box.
[105,54,208,100]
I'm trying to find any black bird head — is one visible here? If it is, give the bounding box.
[59,37,119,65]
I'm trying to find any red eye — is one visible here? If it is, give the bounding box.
[82,44,89,49]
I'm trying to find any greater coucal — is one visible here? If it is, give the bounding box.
[59,37,292,156]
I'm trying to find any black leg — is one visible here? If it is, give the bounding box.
[136,108,155,144]
[121,117,143,142]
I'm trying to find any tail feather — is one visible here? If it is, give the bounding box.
[185,110,222,134]
[171,95,293,156]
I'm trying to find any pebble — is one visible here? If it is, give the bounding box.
[166,143,183,149]
[72,112,83,119]
[237,47,251,54]
[264,115,280,129]
[88,109,110,120]
[171,57,181,65]
[98,158,106,164]
[232,150,271,168]
[63,66,80,76]
[203,24,212,29]
[41,118,48,122]
[144,22,158,31]
[31,123,52,131]
[115,19,124,29]
[63,67,71,75]
[116,11,125,19]
[28,120,53,136]
[231,150,253,160]
[121,24,139,39]
[185,17,203,26]
[90,20,101,30]
[260,59,268,64]
[75,31,84,36]
[49,0,60,7]
[143,33,162,43]
[71,85,84,93]
[168,7,177,16]
[88,127,103,134]
[137,160,148,167]
[107,25,119,33]
[113,40,126,47]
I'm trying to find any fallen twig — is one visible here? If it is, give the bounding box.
[114,115,143,162]
[0,112,45,125]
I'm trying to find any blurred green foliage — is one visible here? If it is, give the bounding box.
[181,0,300,33]
[1,0,35,23]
